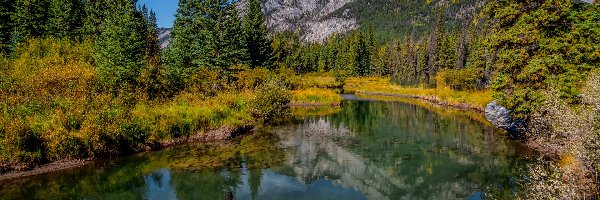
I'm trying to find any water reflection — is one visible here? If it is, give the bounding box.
[0,100,529,199]
[144,169,177,200]
[272,101,528,199]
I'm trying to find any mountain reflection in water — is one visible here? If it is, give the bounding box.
[0,100,529,200]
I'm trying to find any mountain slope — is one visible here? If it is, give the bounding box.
[237,0,357,42]
[160,0,485,47]
[240,0,485,42]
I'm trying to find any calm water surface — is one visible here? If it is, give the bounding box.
[0,100,530,200]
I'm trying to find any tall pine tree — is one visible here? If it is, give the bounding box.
[166,0,248,85]
[46,0,84,39]
[243,0,273,68]
[0,1,13,54]
[82,0,108,39]
[11,0,49,49]
[94,0,145,91]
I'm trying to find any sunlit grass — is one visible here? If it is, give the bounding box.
[344,77,493,110]
[132,92,255,142]
[291,88,343,105]
[292,73,341,89]
[356,94,494,126]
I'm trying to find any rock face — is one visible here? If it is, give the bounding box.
[158,28,172,49]
[237,0,356,42]
[485,101,525,137]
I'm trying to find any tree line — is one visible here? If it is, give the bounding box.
[0,0,274,98]
[1,0,598,119]
[269,0,599,119]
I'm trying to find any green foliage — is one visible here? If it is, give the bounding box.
[139,5,161,59]
[332,0,481,42]
[0,38,293,170]
[243,0,273,68]
[94,0,145,92]
[436,68,481,91]
[165,0,249,92]
[0,1,13,54]
[250,78,291,122]
[46,0,84,39]
[271,29,377,76]
[11,0,49,45]
[486,0,600,119]
[81,0,107,38]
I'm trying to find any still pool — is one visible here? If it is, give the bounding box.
[0,100,531,200]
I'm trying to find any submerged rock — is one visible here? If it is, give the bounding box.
[485,101,526,138]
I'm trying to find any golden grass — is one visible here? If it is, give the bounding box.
[344,77,493,110]
[356,94,494,127]
[291,88,343,105]
[293,73,341,89]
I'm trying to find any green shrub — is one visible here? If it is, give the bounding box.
[231,67,274,91]
[250,78,291,122]
[436,68,481,91]
[185,67,222,97]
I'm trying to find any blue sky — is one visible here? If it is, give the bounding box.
[136,0,178,28]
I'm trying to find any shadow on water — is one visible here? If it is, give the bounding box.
[0,100,531,200]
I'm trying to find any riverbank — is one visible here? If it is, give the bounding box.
[342,76,600,197]
[343,77,492,112]
[0,72,342,179]
[290,88,344,107]
[0,124,257,181]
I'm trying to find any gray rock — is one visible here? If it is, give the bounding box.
[238,0,356,43]
[485,101,525,136]
[158,28,171,49]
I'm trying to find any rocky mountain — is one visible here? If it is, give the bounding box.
[237,0,357,42]
[159,0,485,48]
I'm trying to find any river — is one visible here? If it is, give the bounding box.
[0,98,531,199]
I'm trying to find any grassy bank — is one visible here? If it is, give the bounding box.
[290,88,343,106]
[344,77,493,111]
[0,39,291,173]
[0,89,279,172]
[288,73,344,106]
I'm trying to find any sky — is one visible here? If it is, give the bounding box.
[136,0,178,28]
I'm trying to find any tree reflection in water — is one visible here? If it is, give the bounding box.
[0,100,530,199]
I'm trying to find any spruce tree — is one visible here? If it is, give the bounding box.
[0,1,13,53]
[355,31,370,76]
[138,5,160,58]
[11,0,49,47]
[243,0,273,68]
[167,0,248,83]
[46,0,83,39]
[82,0,108,38]
[94,0,145,91]
[212,0,248,71]
[484,0,599,118]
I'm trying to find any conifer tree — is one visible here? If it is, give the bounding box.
[94,0,145,91]
[167,0,248,83]
[138,5,160,58]
[82,0,108,38]
[164,0,196,86]
[483,0,598,118]
[243,0,273,68]
[46,0,83,39]
[425,11,444,85]
[11,0,49,47]
[0,1,13,53]
[355,31,370,76]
